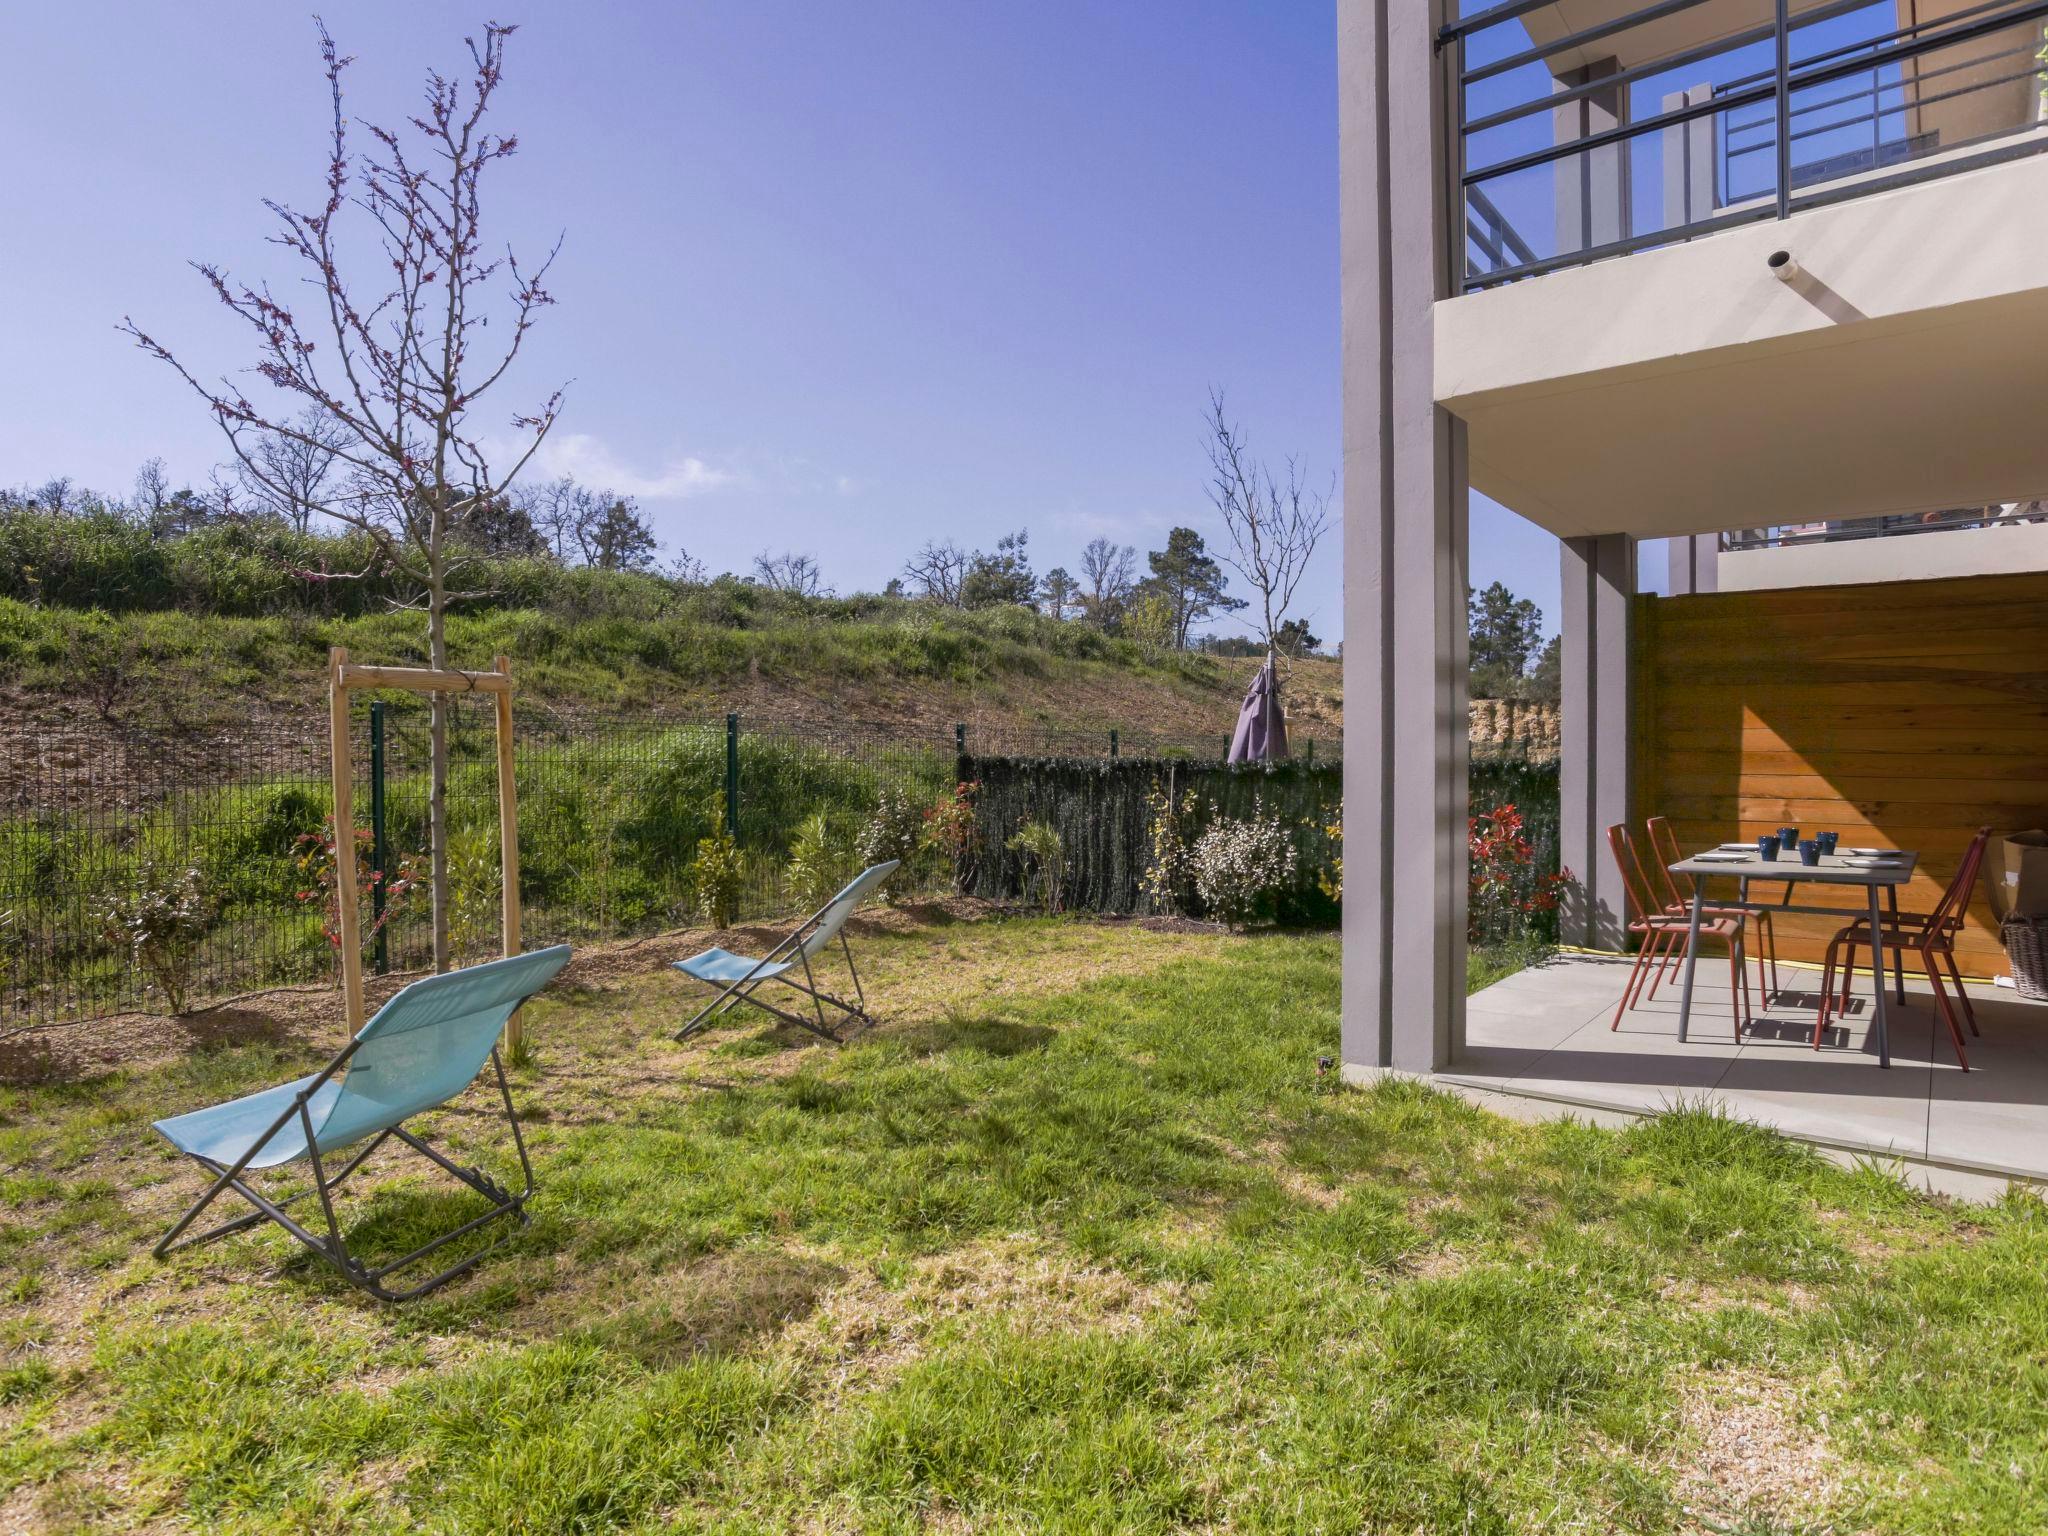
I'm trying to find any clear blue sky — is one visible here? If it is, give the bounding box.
[0,1,1567,642]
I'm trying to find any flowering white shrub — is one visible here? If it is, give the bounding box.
[1190,807,1296,927]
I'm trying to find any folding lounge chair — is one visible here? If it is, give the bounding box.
[151,945,572,1302]
[673,860,898,1043]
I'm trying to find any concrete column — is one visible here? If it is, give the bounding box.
[1554,59,1626,256]
[1666,532,1719,595]
[1559,534,1636,949]
[1339,0,1468,1078]
[1661,84,1717,231]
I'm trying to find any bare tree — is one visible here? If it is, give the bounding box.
[121,21,563,973]
[34,477,75,513]
[752,550,827,596]
[1203,391,1330,653]
[512,474,582,561]
[664,548,708,586]
[902,538,968,606]
[133,458,171,519]
[244,405,351,532]
[1078,536,1137,628]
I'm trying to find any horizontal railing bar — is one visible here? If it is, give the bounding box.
[1462,0,1717,85]
[1461,204,1780,289]
[1467,184,1539,265]
[1728,57,2046,159]
[1719,0,2037,92]
[1454,0,1889,135]
[1466,79,1775,185]
[1441,0,1573,44]
[1461,0,2048,186]
[1783,129,2048,214]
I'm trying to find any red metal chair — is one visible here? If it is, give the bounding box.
[1645,815,1777,1003]
[1609,823,1751,1038]
[1816,828,1990,1070]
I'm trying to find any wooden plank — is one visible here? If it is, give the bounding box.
[1657,570,2048,618]
[493,654,524,1058]
[1651,692,2048,730]
[1653,744,2048,777]
[1655,771,2047,803]
[328,646,367,1039]
[338,664,513,695]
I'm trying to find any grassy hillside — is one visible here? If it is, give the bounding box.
[0,592,1344,742]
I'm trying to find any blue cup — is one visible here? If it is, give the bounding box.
[1818,831,1839,854]
[1778,826,1799,848]
[1799,838,1822,866]
[1757,834,1781,862]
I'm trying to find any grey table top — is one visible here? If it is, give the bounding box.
[1668,848,1919,887]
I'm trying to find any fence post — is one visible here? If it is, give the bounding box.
[1304,738,1314,768]
[369,700,389,976]
[724,713,741,842]
[1109,729,1119,759]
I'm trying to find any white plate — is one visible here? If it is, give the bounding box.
[1716,842,1758,851]
[1693,851,1751,862]
[1844,857,1904,868]
[1844,848,1899,857]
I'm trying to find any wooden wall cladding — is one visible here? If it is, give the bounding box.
[1634,570,2048,976]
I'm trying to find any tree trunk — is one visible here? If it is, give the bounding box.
[428,563,451,974]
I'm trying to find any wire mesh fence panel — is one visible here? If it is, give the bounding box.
[0,723,337,1026]
[1,707,1548,1029]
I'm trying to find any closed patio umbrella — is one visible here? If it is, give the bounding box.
[1227,653,1289,764]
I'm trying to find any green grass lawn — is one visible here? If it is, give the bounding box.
[1,918,2044,1533]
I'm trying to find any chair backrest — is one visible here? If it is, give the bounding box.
[316,945,572,1150]
[1644,816,1686,911]
[1606,824,1660,927]
[797,861,899,960]
[1926,827,1993,938]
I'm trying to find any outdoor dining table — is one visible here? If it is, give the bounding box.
[1667,847,1920,1069]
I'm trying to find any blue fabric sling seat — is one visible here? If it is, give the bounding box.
[673,861,897,1042]
[151,945,572,1302]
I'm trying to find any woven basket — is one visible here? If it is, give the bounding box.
[2002,914,2048,1001]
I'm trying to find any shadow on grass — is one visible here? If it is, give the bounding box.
[886,1013,1057,1060]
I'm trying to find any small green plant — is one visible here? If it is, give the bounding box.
[692,799,745,928]
[856,786,926,902]
[786,812,855,911]
[1317,814,1342,902]
[1005,819,1066,913]
[1189,803,1296,928]
[1139,778,1201,916]
[446,823,503,961]
[99,861,213,1014]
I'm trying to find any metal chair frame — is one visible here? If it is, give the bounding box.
[1818,828,1990,1069]
[154,1030,537,1303]
[1609,823,1752,1038]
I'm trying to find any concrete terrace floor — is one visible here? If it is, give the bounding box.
[1449,952,2048,1199]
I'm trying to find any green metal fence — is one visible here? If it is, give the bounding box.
[0,712,1555,1029]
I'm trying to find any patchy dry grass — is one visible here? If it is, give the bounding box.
[0,914,2044,1533]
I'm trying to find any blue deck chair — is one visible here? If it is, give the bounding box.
[673,860,898,1043]
[151,945,571,1302]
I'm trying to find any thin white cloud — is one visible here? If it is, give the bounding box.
[529,432,742,500]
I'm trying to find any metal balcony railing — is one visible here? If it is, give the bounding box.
[1720,503,2048,550]
[1445,0,2048,291]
